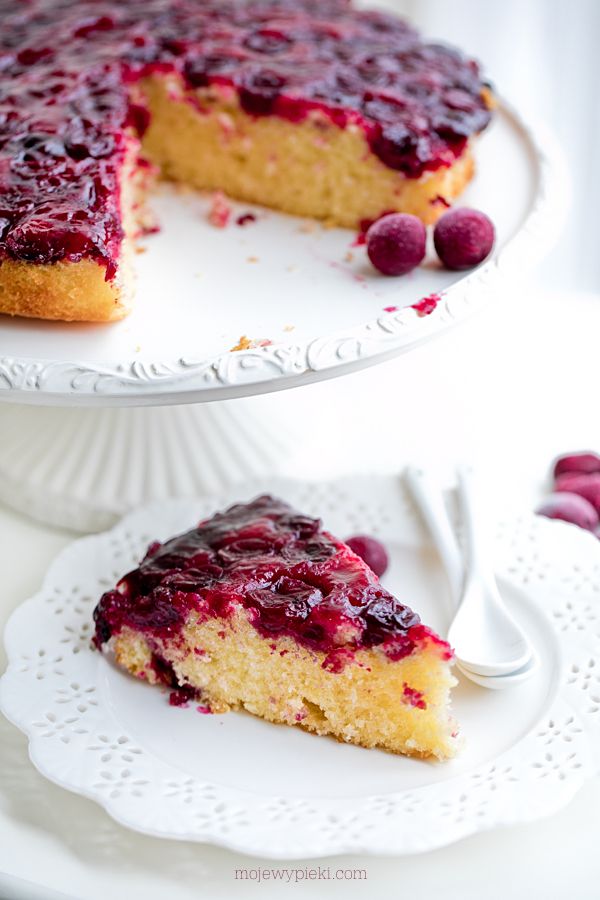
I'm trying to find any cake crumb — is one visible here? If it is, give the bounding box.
[481,85,497,109]
[247,255,259,263]
[208,190,231,228]
[298,221,317,234]
[283,324,295,332]
[344,250,354,263]
[231,335,252,352]
[134,245,147,255]
[231,335,273,352]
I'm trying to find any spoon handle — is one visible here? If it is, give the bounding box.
[456,464,493,582]
[404,465,464,609]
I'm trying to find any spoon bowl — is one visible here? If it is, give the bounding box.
[458,654,539,689]
[447,576,533,676]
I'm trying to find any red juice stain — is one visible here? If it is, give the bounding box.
[411,293,440,317]
[169,685,199,707]
[353,210,395,247]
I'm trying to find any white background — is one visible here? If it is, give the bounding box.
[1,1,600,898]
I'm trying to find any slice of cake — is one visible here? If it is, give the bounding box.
[0,0,493,322]
[94,495,459,759]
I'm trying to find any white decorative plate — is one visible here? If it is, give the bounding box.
[1,476,599,858]
[0,101,568,407]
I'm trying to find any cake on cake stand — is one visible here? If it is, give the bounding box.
[0,101,568,532]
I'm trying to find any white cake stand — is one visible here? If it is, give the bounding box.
[0,100,568,531]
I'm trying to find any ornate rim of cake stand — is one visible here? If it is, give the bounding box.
[0,99,570,407]
[1,477,599,859]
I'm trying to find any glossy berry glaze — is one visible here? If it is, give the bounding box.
[94,495,452,664]
[1,0,491,277]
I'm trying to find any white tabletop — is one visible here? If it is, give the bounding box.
[2,0,600,895]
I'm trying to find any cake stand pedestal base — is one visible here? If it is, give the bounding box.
[0,400,298,533]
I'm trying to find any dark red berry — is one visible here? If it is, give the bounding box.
[346,535,389,577]
[366,213,426,276]
[536,492,599,531]
[554,473,600,514]
[433,207,494,270]
[243,29,292,55]
[553,451,600,480]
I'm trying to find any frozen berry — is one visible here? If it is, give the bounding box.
[554,472,600,514]
[536,492,599,531]
[553,451,600,480]
[433,207,495,270]
[366,213,426,276]
[346,535,389,577]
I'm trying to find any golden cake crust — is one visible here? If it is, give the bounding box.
[0,258,130,322]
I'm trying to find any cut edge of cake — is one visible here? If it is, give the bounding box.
[0,138,147,323]
[111,609,460,760]
[0,78,483,324]
[142,76,477,230]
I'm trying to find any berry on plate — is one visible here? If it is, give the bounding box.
[554,472,600,514]
[536,492,599,531]
[433,207,494,270]
[366,213,426,276]
[553,451,600,480]
[346,534,389,577]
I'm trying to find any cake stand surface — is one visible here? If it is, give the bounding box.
[0,100,568,531]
